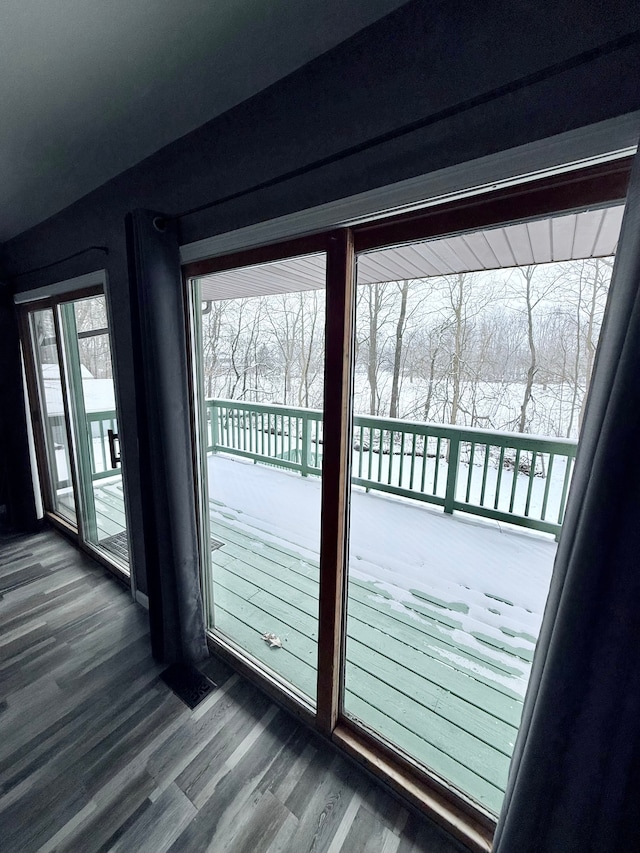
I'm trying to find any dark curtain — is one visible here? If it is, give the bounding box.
[494,152,640,851]
[126,210,208,664]
[0,286,39,532]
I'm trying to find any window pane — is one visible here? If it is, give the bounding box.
[60,296,128,569]
[344,213,617,814]
[193,253,326,705]
[29,309,76,523]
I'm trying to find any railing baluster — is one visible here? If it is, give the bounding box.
[420,436,428,494]
[301,412,310,476]
[541,453,554,520]
[99,420,107,472]
[557,454,574,525]
[211,402,219,452]
[387,430,395,485]
[480,443,490,507]
[409,433,417,490]
[377,429,384,483]
[444,435,460,514]
[494,447,506,510]
[368,427,374,482]
[524,451,537,516]
[87,419,95,474]
[465,441,476,503]
[398,432,405,488]
[509,448,522,514]
[432,436,440,495]
[358,425,364,478]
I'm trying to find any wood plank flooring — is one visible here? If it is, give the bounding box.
[0,528,466,853]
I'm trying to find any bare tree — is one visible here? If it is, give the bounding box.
[509,266,562,433]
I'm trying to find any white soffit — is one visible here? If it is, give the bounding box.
[199,253,327,301]
[197,205,624,300]
[358,204,624,284]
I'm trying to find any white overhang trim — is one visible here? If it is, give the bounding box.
[180,113,640,266]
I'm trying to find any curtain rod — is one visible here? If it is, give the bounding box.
[10,246,109,280]
[162,28,640,227]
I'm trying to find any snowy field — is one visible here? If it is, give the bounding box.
[207,454,557,697]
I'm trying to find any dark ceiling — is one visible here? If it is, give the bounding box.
[0,0,409,241]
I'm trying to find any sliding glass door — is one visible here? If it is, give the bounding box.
[22,288,130,572]
[59,295,129,566]
[189,247,327,706]
[27,308,78,524]
[184,159,630,832]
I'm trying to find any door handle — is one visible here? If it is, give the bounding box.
[107,429,121,468]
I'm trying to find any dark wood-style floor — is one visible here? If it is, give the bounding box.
[0,528,467,853]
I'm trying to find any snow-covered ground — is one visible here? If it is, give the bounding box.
[41,363,115,416]
[207,454,557,696]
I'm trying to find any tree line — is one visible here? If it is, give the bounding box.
[199,258,612,439]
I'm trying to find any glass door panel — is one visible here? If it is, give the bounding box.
[59,295,129,570]
[343,227,614,815]
[28,308,77,524]
[191,252,327,705]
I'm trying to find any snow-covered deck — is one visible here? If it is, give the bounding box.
[206,455,557,815]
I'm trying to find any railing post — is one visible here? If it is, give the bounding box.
[301,412,310,476]
[444,434,460,514]
[210,401,219,453]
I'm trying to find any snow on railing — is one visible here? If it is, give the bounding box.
[206,398,578,537]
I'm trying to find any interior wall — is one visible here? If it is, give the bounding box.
[1,0,639,594]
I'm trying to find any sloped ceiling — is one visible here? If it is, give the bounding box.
[0,0,409,241]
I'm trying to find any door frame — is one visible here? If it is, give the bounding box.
[16,273,133,586]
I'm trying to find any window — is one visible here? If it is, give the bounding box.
[184,157,631,841]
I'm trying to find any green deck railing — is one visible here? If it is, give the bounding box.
[49,409,119,489]
[50,399,577,536]
[206,398,578,537]
[86,410,118,481]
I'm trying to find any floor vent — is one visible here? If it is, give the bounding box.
[101,530,129,563]
[160,663,217,709]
